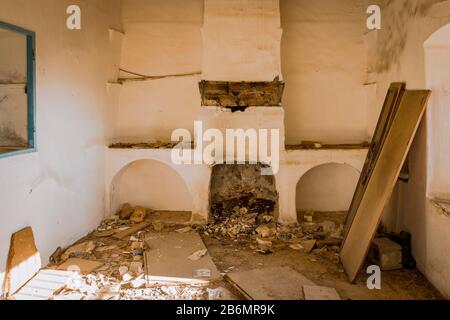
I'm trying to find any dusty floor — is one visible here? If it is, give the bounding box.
[28,210,443,301]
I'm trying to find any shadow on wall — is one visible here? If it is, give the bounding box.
[296,163,360,213]
[110,159,193,215]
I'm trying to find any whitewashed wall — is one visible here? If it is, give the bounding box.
[0,0,122,295]
[368,0,450,298]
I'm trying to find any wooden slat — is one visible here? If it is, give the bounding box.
[343,83,406,239]
[340,90,430,282]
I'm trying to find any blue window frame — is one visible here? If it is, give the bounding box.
[0,21,36,159]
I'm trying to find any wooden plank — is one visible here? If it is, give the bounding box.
[13,269,76,300]
[344,83,406,239]
[199,80,285,107]
[340,90,430,282]
[51,258,104,275]
[303,285,341,300]
[5,227,41,296]
[144,232,220,285]
[112,221,150,239]
[225,267,316,300]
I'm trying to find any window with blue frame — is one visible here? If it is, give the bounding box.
[0,21,35,158]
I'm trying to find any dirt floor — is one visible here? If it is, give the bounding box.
[14,210,442,301]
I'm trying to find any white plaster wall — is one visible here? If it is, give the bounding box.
[424,32,450,200]
[281,0,369,144]
[368,0,450,298]
[115,0,203,142]
[0,0,122,295]
[296,163,360,212]
[113,159,192,212]
[202,0,282,81]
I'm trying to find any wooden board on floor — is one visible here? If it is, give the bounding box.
[144,232,220,285]
[303,285,341,300]
[52,258,104,275]
[5,227,42,296]
[226,267,316,300]
[13,269,76,300]
[113,221,150,239]
[340,89,430,282]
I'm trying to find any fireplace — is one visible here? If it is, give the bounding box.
[209,163,278,224]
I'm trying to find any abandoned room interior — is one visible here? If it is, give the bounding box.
[1,0,450,302]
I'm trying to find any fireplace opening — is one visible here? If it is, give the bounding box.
[206,163,278,240]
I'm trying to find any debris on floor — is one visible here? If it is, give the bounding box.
[201,206,344,258]
[303,285,341,300]
[12,208,236,301]
[7,208,441,301]
[225,266,317,300]
[144,232,220,284]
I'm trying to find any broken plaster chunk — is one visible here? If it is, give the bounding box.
[176,226,193,233]
[129,261,143,275]
[289,243,304,251]
[256,224,276,238]
[193,268,212,278]
[118,203,134,220]
[321,221,337,235]
[130,275,146,289]
[61,240,96,261]
[131,241,144,250]
[130,206,147,223]
[122,272,133,282]
[188,249,208,261]
[300,240,317,253]
[256,238,273,254]
[152,222,165,232]
[207,287,233,300]
[119,266,129,276]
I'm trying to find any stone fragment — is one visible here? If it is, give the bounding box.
[49,247,63,264]
[129,261,143,275]
[130,206,147,223]
[289,244,304,251]
[188,249,208,261]
[369,238,403,271]
[176,226,192,233]
[119,266,129,276]
[118,203,134,220]
[131,275,146,289]
[193,268,212,278]
[321,221,337,235]
[131,241,144,250]
[256,225,276,238]
[61,241,96,261]
[122,273,133,282]
[152,222,165,232]
[300,240,316,253]
[256,238,273,254]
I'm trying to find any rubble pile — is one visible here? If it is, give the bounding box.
[41,204,346,300]
[202,207,345,256]
[44,204,236,301]
[205,197,276,240]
